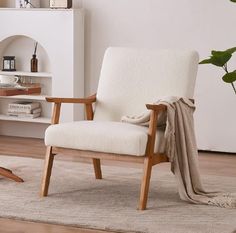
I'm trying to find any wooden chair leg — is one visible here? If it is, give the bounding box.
[138,157,153,210]
[92,158,102,179]
[41,146,54,197]
[0,167,24,182]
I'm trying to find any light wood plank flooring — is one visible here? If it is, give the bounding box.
[0,218,111,233]
[0,136,235,233]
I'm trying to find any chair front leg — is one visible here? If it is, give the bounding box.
[40,102,60,197]
[41,146,55,197]
[85,103,102,180]
[138,157,153,210]
[138,109,159,210]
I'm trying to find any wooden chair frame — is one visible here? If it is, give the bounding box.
[41,94,169,210]
[0,167,24,182]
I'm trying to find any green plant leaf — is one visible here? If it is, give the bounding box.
[222,72,236,83]
[211,50,225,56]
[230,0,236,3]
[199,58,213,64]
[211,52,232,66]
[226,47,236,54]
[211,47,236,55]
[199,47,236,67]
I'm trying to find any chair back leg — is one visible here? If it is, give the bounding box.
[41,146,54,197]
[93,158,102,179]
[138,157,153,210]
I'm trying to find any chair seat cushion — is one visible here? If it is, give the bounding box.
[45,121,165,156]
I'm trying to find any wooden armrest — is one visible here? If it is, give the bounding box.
[146,103,167,111]
[145,103,167,157]
[48,94,96,124]
[146,98,194,111]
[46,94,96,104]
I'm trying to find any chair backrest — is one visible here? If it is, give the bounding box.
[93,47,199,121]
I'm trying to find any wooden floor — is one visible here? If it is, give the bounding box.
[0,218,110,233]
[0,135,235,233]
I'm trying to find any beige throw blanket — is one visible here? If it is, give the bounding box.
[121,96,236,208]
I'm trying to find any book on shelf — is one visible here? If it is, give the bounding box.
[7,101,42,118]
[8,107,42,115]
[7,112,41,119]
[8,101,41,114]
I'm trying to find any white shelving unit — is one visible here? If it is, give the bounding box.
[0,9,84,138]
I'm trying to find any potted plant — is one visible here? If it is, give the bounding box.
[199,47,236,95]
[199,0,236,95]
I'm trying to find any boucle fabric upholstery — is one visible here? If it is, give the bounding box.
[45,48,198,156]
[45,121,166,156]
[94,47,199,121]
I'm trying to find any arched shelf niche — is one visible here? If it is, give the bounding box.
[0,10,84,138]
[0,35,51,73]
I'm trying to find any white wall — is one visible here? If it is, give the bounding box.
[2,0,236,152]
[82,0,236,153]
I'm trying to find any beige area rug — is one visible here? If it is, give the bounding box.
[0,155,236,233]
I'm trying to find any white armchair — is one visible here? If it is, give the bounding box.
[41,48,199,210]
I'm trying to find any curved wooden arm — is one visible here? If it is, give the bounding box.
[46,94,96,104]
[48,94,96,124]
[146,103,167,112]
[146,98,194,111]
[145,103,167,158]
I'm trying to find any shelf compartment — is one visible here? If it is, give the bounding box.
[0,114,51,124]
[0,71,52,78]
[0,9,84,138]
[0,95,49,101]
[0,86,41,96]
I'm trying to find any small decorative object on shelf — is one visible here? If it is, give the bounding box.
[15,0,25,8]
[0,83,41,96]
[0,75,19,85]
[15,0,40,8]
[2,56,16,71]
[31,42,38,72]
[7,101,41,119]
[50,0,72,9]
